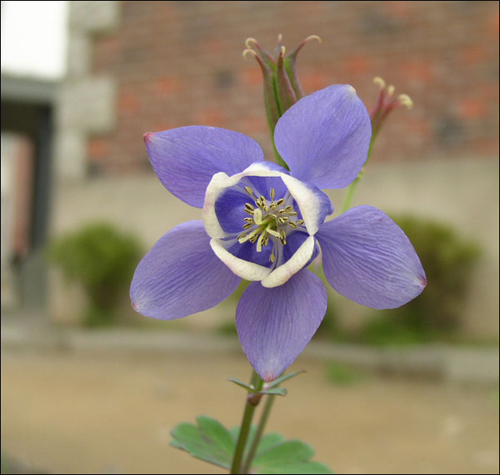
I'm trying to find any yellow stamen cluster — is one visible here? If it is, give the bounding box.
[238,186,304,263]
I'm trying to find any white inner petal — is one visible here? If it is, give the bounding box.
[261,235,315,288]
[210,239,272,281]
[280,174,324,235]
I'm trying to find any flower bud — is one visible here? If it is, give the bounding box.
[370,76,414,138]
[243,35,322,132]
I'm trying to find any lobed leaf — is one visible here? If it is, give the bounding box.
[170,416,235,469]
[172,417,333,473]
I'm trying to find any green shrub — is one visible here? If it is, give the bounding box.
[324,361,365,386]
[360,215,482,345]
[46,223,142,327]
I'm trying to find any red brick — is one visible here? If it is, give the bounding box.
[88,138,110,160]
[86,1,499,174]
[384,1,414,19]
[458,99,488,120]
[194,108,227,127]
[400,60,433,83]
[154,76,181,95]
[241,66,263,87]
[345,55,373,76]
[301,71,328,94]
[240,116,267,136]
[119,91,141,112]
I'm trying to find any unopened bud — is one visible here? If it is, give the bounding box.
[370,76,414,134]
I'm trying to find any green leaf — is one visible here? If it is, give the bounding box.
[252,439,334,474]
[172,418,333,474]
[170,416,236,469]
[255,432,286,453]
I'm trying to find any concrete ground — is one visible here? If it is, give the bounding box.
[1,343,499,475]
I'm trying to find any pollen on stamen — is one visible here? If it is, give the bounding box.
[304,34,322,45]
[245,37,258,49]
[373,76,386,89]
[398,94,414,110]
[266,227,281,238]
[253,208,263,225]
[256,233,266,252]
[242,49,257,60]
[244,186,256,197]
[256,196,267,210]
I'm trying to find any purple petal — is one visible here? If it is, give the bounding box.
[131,221,241,320]
[145,126,264,208]
[317,206,427,309]
[236,270,327,381]
[274,85,371,189]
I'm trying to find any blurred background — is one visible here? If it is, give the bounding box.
[1,1,499,474]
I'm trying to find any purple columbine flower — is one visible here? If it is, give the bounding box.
[131,85,427,382]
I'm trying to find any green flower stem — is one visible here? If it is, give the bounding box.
[339,131,378,214]
[242,394,276,473]
[230,371,264,474]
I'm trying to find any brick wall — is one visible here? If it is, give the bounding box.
[88,1,499,175]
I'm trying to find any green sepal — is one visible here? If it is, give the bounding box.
[229,377,288,397]
[284,54,305,100]
[261,65,288,169]
[284,35,322,100]
[275,48,298,114]
[228,377,256,392]
[265,370,306,389]
[261,387,287,396]
[252,55,281,134]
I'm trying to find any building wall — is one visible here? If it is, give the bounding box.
[52,1,499,336]
[87,1,499,175]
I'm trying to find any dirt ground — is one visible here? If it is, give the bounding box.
[1,347,498,474]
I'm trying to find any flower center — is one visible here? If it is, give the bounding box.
[237,186,304,263]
